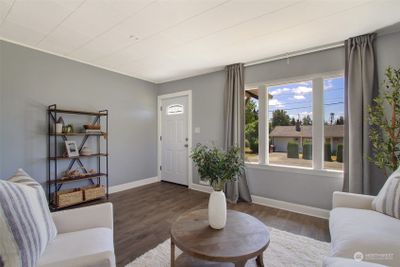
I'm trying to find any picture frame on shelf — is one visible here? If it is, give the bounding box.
[65,141,79,157]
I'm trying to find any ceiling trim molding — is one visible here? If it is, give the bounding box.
[158,41,345,84]
[244,41,344,68]
[0,37,157,83]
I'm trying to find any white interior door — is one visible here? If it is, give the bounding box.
[160,95,189,185]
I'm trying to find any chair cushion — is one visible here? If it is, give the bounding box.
[37,227,114,267]
[330,207,400,266]
[372,166,400,219]
[0,176,54,267]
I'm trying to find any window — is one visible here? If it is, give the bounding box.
[167,104,184,115]
[268,81,313,168]
[244,88,259,163]
[323,76,344,171]
[245,73,344,172]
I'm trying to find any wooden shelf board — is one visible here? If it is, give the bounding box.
[49,132,106,136]
[49,153,108,160]
[49,173,107,184]
[48,108,107,116]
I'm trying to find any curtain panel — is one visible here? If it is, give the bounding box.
[343,33,376,194]
[223,63,252,203]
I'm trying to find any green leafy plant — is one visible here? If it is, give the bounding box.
[191,144,245,191]
[245,98,259,153]
[272,109,291,128]
[368,66,400,176]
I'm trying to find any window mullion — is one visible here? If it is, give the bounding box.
[258,84,267,165]
[312,78,324,170]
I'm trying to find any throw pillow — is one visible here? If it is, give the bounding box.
[8,169,57,241]
[0,169,57,267]
[372,167,400,219]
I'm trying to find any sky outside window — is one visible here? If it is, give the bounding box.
[267,77,344,123]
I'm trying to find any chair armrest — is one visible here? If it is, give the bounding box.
[332,191,375,210]
[39,251,116,267]
[39,251,115,267]
[52,203,113,234]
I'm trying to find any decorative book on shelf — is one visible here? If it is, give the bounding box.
[47,104,109,210]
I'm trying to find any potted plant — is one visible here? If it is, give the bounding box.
[191,144,244,229]
[369,66,400,176]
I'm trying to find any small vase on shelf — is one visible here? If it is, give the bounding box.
[55,116,64,133]
[55,123,63,133]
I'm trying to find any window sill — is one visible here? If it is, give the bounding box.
[245,162,344,178]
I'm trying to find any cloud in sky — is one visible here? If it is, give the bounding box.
[300,111,312,118]
[293,95,305,100]
[292,86,312,95]
[269,99,284,108]
[324,79,334,90]
[288,111,313,119]
[270,87,291,96]
[269,86,312,96]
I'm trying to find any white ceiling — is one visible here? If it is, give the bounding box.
[1,0,400,83]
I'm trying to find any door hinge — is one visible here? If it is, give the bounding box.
[160,106,163,111]
[159,165,162,171]
[160,136,162,141]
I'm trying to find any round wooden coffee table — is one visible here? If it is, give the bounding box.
[170,209,270,267]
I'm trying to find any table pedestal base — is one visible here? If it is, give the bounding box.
[175,253,263,267]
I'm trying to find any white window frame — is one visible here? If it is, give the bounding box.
[245,71,344,178]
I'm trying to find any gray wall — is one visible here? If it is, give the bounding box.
[0,41,158,187]
[158,47,345,210]
[158,28,400,208]
[371,26,400,194]
[157,70,226,184]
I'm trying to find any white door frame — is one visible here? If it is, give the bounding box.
[157,90,192,187]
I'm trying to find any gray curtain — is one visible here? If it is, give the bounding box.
[223,63,252,203]
[343,34,376,194]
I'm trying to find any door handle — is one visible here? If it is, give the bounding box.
[184,144,188,148]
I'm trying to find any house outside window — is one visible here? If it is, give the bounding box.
[245,72,344,172]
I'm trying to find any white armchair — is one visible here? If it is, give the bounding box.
[328,191,400,267]
[38,203,116,267]
[332,191,375,210]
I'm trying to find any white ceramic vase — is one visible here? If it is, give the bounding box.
[55,123,63,134]
[208,190,227,229]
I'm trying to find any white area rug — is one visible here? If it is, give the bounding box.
[125,227,330,267]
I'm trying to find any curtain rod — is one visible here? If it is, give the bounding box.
[244,41,344,67]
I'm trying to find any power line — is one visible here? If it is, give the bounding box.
[266,87,344,98]
[268,97,343,107]
[268,101,344,112]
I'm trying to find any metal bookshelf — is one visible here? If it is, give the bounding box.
[47,104,109,210]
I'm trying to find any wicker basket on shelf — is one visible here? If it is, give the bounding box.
[83,185,106,201]
[83,124,101,130]
[55,188,83,208]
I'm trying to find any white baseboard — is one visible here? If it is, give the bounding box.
[109,176,159,194]
[188,183,329,219]
[251,195,330,219]
[189,183,213,193]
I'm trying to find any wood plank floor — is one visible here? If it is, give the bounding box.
[101,182,330,267]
